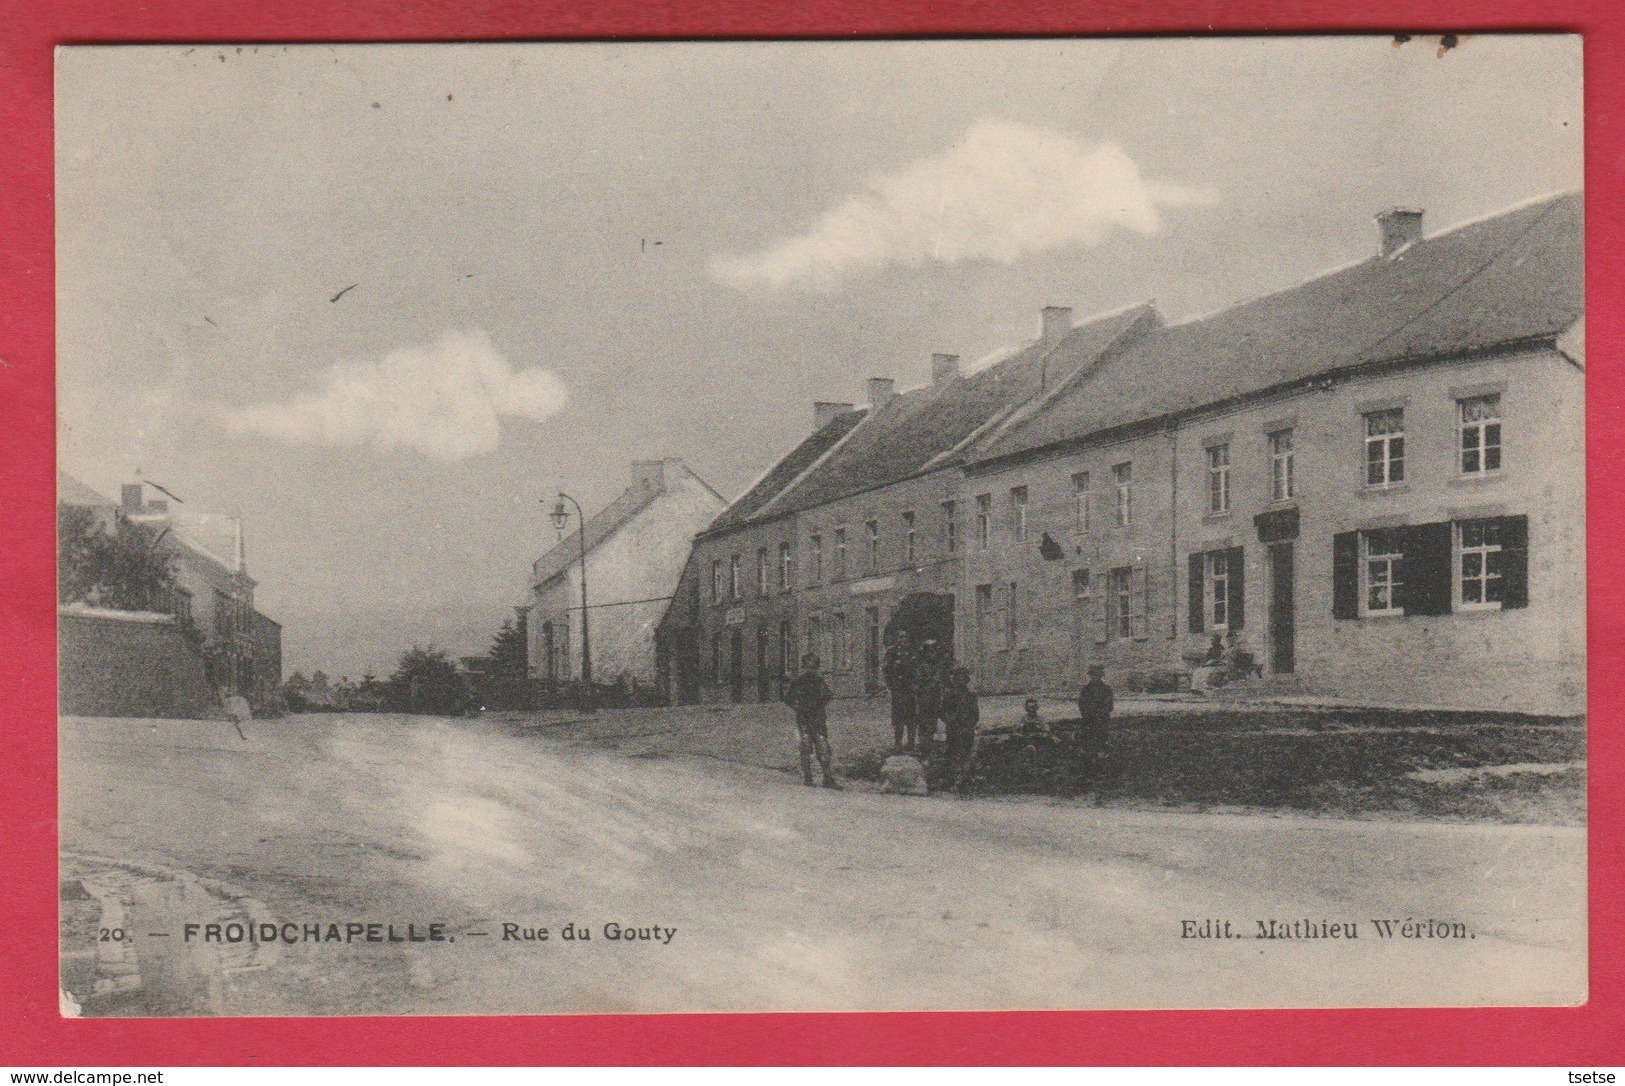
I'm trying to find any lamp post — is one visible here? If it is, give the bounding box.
[548,493,593,703]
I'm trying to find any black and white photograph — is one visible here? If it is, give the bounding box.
[55,36,1585,1017]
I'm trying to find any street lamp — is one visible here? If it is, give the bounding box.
[548,493,593,703]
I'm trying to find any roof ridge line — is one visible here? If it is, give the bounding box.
[750,407,872,523]
[1164,189,1578,330]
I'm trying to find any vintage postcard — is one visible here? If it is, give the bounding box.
[55,36,1585,1016]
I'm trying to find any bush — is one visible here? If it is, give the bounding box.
[386,645,471,716]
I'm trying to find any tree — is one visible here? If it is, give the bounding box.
[58,504,179,613]
[487,618,528,681]
[283,670,311,712]
[387,644,469,716]
[475,616,531,709]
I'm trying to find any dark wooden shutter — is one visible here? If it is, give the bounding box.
[1225,546,1245,631]
[1401,521,1453,616]
[1332,532,1359,619]
[1189,553,1205,633]
[1501,515,1529,609]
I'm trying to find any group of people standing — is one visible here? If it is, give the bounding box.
[780,627,1115,794]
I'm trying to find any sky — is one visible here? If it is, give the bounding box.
[55,36,1583,677]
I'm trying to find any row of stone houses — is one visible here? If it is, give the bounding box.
[58,474,283,713]
[656,191,1584,715]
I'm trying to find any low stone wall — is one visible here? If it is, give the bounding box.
[59,608,216,719]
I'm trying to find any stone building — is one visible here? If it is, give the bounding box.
[963,192,1584,714]
[527,458,726,691]
[58,474,283,710]
[666,304,1162,704]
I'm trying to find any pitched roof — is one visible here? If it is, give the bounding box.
[974,191,1583,466]
[58,471,113,507]
[757,303,1160,519]
[702,406,869,536]
[533,461,720,587]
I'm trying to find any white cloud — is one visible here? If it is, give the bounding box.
[219,330,568,461]
[711,119,1218,291]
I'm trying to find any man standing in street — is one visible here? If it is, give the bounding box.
[1076,663,1115,761]
[941,666,980,791]
[783,653,842,790]
[882,630,918,753]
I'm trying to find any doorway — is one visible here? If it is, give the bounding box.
[1269,542,1296,674]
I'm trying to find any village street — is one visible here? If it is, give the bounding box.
[60,705,1585,1017]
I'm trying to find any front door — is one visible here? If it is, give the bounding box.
[1269,542,1296,674]
[756,626,771,701]
[730,629,744,703]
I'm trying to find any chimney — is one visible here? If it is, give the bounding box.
[814,401,854,431]
[121,483,144,514]
[1376,207,1424,257]
[631,459,670,492]
[931,353,960,385]
[1041,306,1073,345]
[867,377,896,411]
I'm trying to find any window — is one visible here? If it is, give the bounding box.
[1459,395,1502,476]
[729,554,741,599]
[831,612,849,672]
[902,511,917,565]
[804,614,823,664]
[1207,444,1230,514]
[1364,408,1405,486]
[942,501,957,554]
[711,630,723,682]
[756,547,769,596]
[1072,568,1091,600]
[1071,472,1091,534]
[779,620,794,678]
[1208,551,1230,630]
[865,519,880,574]
[975,494,992,549]
[1362,528,1405,616]
[833,528,848,580]
[1112,463,1133,526]
[1010,486,1029,542]
[808,534,823,584]
[1457,518,1505,609]
[1109,567,1135,639]
[1188,547,1244,633]
[778,542,792,590]
[711,559,723,603]
[1270,429,1295,502]
[172,587,193,627]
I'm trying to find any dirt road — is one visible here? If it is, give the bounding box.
[59,711,1585,1015]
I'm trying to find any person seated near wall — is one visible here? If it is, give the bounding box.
[1224,631,1264,681]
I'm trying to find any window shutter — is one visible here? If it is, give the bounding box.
[1501,514,1529,609]
[1400,521,1453,616]
[1188,553,1205,633]
[1225,546,1245,631]
[1332,532,1359,619]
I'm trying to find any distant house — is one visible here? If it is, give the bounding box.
[58,474,282,705]
[527,459,727,692]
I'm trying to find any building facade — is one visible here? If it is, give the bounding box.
[527,458,727,691]
[668,304,1163,704]
[58,474,283,710]
[962,193,1584,714]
